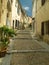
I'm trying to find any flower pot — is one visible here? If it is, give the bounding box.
[0,42,7,57]
[0,47,7,57]
[0,51,6,57]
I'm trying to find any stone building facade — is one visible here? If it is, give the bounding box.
[12,0,26,29]
[32,0,49,42]
[0,0,12,28]
[0,0,27,29]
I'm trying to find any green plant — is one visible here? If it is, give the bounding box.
[0,26,16,57]
[0,26,16,51]
[8,29,16,37]
[0,26,16,39]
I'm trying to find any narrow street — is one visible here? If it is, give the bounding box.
[9,30,49,65]
[0,0,49,65]
[12,30,44,50]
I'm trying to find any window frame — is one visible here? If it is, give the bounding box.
[41,0,46,6]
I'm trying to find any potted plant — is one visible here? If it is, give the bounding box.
[0,38,9,57]
[0,26,16,57]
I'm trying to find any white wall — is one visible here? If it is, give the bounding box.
[32,0,36,17]
[12,0,21,21]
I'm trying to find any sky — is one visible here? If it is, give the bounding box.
[19,0,32,17]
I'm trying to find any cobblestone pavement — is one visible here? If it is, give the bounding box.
[11,52,49,65]
[13,30,44,50]
[10,30,49,65]
[13,39,44,50]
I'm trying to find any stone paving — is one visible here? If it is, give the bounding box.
[13,39,44,50]
[0,30,49,65]
[0,39,14,65]
[10,30,49,65]
[12,30,44,50]
[11,52,49,65]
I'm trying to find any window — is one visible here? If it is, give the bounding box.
[15,3,18,7]
[46,21,49,34]
[1,0,3,3]
[41,0,45,6]
[17,6,20,15]
[41,22,44,35]
[7,0,11,11]
[11,0,13,3]
[15,1,18,7]
[41,21,49,35]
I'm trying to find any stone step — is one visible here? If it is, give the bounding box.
[7,49,49,54]
[16,32,30,34]
[12,38,33,40]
